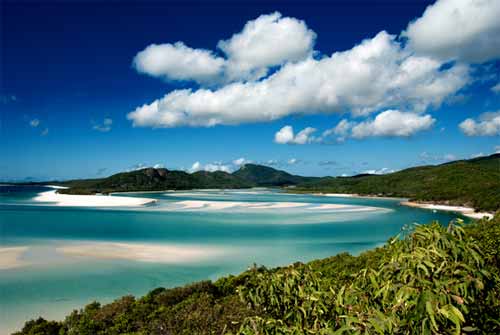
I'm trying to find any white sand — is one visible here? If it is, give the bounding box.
[57,242,224,263]
[310,204,351,210]
[401,201,493,220]
[34,190,156,207]
[247,202,307,209]
[0,247,29,270]
[320,193,357,197]
[171,200,385,214]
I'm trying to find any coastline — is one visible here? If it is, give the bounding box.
[400,201,494,220]
[314,192,407,201]
[34,189,157,207]
[293,191,495,220]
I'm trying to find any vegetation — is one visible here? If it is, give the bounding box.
[15,215,500,335]
[294,153,500,212]
[58,168,254,195]
[232,164,317,186]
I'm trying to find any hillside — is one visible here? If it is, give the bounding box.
[59,168,254,194]
[57,164,312,194]
[14,215,500,334]
[294,153,500,212]
[232,163,317,186]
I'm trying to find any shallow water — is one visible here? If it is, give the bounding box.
[0,186,462,334]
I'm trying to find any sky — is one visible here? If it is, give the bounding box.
[1,0,499,181]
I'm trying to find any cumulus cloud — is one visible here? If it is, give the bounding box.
[362,167,395,175]
[30,119,40,127]
[188,161,236,173]
[350,110,435,138]
[218,12,316,81]
[403,0,500,63]
[274,125,316,144]
[287,110,435,144]
[133,42,225,84]
[133,13,315,85]
[128,29,469,128]
[93,118,113,132]
[459,111,500,136]
[233,157,251,166]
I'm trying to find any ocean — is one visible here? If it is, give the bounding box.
[0,186,462,334]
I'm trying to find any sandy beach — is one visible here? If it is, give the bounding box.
[401,201,494,220]
[0,246,29,270]
[57,242,224,263]
[34,189,157,207]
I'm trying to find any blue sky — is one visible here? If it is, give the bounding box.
[1,0,499,181]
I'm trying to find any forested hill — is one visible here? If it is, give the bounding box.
[58,168,255,194]
[232,163,318,186]
[294,153,500,212]
[52,154,500,211]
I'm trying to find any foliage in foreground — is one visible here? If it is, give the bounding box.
[15,216,500,335]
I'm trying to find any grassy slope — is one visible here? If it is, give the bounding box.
[15,215,500,335]
[294,153,500,212]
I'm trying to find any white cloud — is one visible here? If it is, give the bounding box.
[93,118,113,132]
[459,111,500,136]
[351,110,435,138]
[133,42,225,84]
[30,119,40,127]
[188,161,202,173]
[188,161,233,173]
[128,30,469,128]
[41,128,49,136]
[132,12,314,84]
[274,125,316,144]
[204,163,232,173]
[362,167,395,175]
[492,83,500,94]
[233,157,251,166]
[495,145,500,153]
[403,0,500,63]
[287,158,298,165]
[218,12,316,81]
[153,163,164,169]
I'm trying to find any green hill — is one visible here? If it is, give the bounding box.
[294,153,500,212]
[59,168,253,194]
[232,163,317,186]
[14,215,500,335]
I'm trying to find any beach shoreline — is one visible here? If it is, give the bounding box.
[400,201,494,220]
[34,189,157,207]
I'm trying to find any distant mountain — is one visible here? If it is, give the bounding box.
[59,168,254,194]
[295,153,500,212]
[232,163,318,186]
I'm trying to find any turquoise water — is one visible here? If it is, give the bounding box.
[0,186,462,334]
